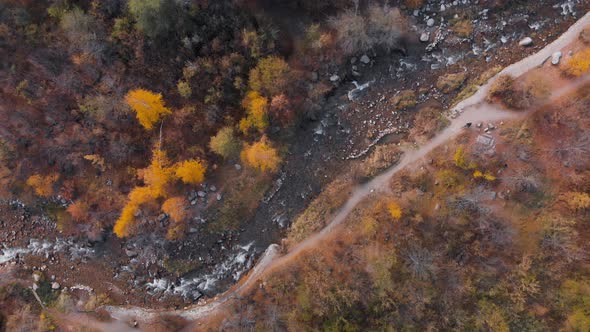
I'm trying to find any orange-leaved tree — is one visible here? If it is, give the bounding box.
[162,196,188,240]
[175,159,207,185]
[241,136,281,172]
[162,196,187,223]
[239,91,268,134]
[125,89,172,130]
[67,200,90,222]
[26,173,60,197]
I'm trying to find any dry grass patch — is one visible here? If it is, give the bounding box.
[287,179,353,246]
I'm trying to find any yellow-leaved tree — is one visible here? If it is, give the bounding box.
[175,159,207,185]
[248,56,291,97]
[114,149,176,237]
[239,91,268,134]
[241,137,281,172]
[387,200,402,221]
[125,89,172,130]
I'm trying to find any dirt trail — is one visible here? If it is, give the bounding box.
[97,10,590,328]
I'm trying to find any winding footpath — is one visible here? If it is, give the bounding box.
[101,11,590,330]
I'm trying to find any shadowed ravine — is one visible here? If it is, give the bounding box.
[93,10,590,330]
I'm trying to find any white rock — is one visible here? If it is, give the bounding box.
[51,282,60,290]
[427,18,435,27]
[360,55,370,64]
[519,37,533,46]
[420,32,430,42]
[551,51,562,65]
[32,273,40,282]
[329,74,340,82]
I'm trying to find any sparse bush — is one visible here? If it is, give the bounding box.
[560,192,590,212]
[405,0,425,9]
[453,66,502,106]
[580,27,590,44]
[488,73,551,109]
[287,179,352,245]
[409,106,448,143]
[60,7,104,58]
[436,169,460,188]
[4,305,41,332]
[329,4,406,55]
[488,75,518,104]
[303,23,323,50]
[128,0,183,40]
[488,75,528,109]
[328,10,369,55]
[562,49,590,77]
[451,19,473,38]
[390,90,416,109]
[209,126,242,160]
[523,72,551,103]
[177,80,191,99]
[79,94,126,123]
[366,5,406,52]
[353,144,400,180]
[210,169,271,232]
[437,72,467,93]
[454,146,476,170]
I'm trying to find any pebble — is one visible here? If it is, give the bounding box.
[330,74,340,82]
[360,55,370,64]
[519,37,533,47]
[427,18,435,27]
[234,164,241,171]
[51,282,60,290]
[551,51,562,65]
